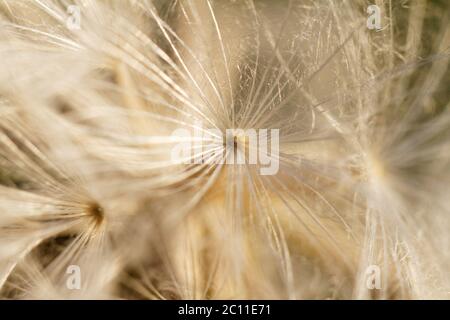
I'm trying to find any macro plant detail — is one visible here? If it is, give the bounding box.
[0,0,449,300]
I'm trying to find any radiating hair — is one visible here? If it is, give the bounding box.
[0,0,448,299]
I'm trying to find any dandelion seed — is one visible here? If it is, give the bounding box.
[0,0,448,300]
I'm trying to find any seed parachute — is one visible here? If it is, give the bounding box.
[0,0,448,299]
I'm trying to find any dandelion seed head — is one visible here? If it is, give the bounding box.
[0,0,448,300]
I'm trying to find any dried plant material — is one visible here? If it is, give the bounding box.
[0,0,449,300]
